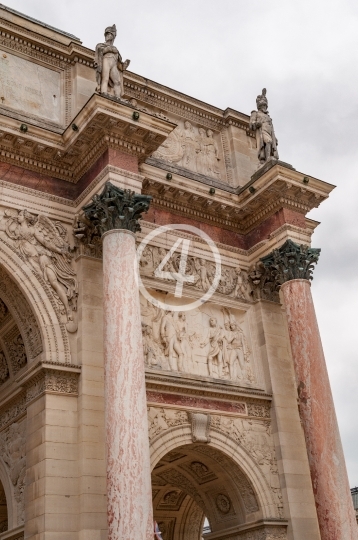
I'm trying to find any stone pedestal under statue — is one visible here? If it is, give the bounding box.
[262,241,358,540]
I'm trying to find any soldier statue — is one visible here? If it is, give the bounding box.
[94,24,130,98]
[249,88,279,165]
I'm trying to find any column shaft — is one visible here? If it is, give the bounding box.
[103,229,153,540]
[281,279,357,540]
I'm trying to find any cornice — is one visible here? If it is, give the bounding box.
[142,162,333,234]
[123,72,251,134]
[0,94,176,182]
[145,370,272,402]
[0,15,94,67]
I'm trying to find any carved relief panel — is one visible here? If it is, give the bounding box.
[141,292,262,389]
[151,117,226,182]
[0,208,78,333]
[139,244,252,302]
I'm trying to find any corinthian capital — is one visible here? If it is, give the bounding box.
[73,182,152,247]
[260,239,321,284]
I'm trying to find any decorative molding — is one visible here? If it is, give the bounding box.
[146,390,248,416]
[145,371,272,400]
[25,367,80,404]
[260,239,320,285]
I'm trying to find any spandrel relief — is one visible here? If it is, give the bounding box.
[0,209,78,333]
[152,119,224,180]
[141,294,257,386]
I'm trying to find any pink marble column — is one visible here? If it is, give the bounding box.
[281,279,357,540]
[102,229,153,540]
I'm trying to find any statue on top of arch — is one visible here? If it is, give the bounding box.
[250,88,279,166]
[94,24,130,99]
[0,209,78,333]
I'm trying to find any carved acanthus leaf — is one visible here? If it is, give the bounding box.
[260,239,320,285]
[74,182,152,244]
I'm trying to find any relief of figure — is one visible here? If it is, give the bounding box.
[203,129,221,177]
[153,120,223,179]
[232,267,251,301]
[2,210,78,332]
[222,308,253,383]
[196,127,207,173]
[94,24,130,98]
[142,323,162,369]
[176,312,193,371]
[181,121,200,171]
[160,311,182,371]
[249,88,279,165]
[194,258,211,292]
[200,318,224,378]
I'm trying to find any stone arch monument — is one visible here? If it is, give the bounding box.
[0,5,356,540]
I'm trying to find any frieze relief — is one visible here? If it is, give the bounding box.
[26,369,79,403]
[140,244,253,301]
[0,419,26,525]
[152,119,224,181]
[142,299,258,386]
[0,209,78,333]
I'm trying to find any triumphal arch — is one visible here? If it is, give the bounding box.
[0,5,356,540]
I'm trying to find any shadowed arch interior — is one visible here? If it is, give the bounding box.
[152,444,261,540]
[0,479,8,533]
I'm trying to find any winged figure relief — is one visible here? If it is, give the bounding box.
[2,209,78,332]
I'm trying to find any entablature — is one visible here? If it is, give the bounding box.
[141,161,334,236]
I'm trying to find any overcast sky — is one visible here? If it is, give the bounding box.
[6,0,358,486]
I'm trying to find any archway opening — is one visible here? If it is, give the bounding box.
[0,480,8,533]
[152,443,261,540]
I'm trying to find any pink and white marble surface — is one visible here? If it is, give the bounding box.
[103,229,153,540]
[282,279,358,540]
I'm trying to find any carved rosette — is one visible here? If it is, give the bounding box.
[74,182,152,247]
